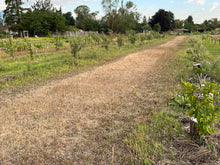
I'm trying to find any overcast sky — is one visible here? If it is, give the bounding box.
[0,0,220,23]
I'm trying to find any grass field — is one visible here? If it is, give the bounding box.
[0,33,170,90]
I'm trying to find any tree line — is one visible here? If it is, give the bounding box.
[1,0,220,37]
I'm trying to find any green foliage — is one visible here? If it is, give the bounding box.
[117,35,123,49]
[181,80,220,136]
[102,0,140,33]
[20,0,67,37]
[91,34,101,44]
[70,38,82,58]
[101,35,110,51]
[74,5,99,31]
[0,33,169,89]
[126,111,182,164]
[54,34,63,51]
[127,30,136,45]
[186,37,206,62]
[210,59,220,82]
[153,23,161,32]
[63,12,75,26]
[4,0,23,34]
[3,37,15,58]
[149,9,175,32]
[184,16,196,32]
[24,38,34,60]
[171,35,220,137]
[140,34,146,44]
[143,24,152,31]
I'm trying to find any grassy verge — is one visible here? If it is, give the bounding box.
[123,35,220,164]
[123,40,191,164]
[0,36,172,91]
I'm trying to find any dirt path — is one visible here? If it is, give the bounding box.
[0,36,186,164]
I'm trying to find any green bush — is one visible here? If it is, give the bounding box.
[117,35,123,49]
[70,38,81,58]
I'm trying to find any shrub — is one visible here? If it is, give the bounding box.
[117,35,123,49]
[181,80,220,136]
[70,38,81,58]
[101,35,110,51]
[127,30,136,45]
[24,38,34,60]
[54,34,63,51]
[4,37,15,58]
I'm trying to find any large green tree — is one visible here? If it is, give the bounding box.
[74,5,99,31]
[201,18,219,31]
[21,0,67,36]
[149,9,175,32]
[101,0,119,31]
[184,15,196,32]
[3,0,24,33]
[101,0,140,33]
[63,12,75,26]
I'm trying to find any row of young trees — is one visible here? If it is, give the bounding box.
[2,0,220,37]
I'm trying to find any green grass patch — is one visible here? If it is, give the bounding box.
[126,110,184,164]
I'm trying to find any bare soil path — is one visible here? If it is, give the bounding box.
[0,36,186,164]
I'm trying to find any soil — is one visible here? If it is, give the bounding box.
[1,36,219,164]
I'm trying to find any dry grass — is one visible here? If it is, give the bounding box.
[0,36,186,164]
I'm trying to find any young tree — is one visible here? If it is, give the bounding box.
[143,24,152,31]
[175,19,184,29]
[153,23,161,32]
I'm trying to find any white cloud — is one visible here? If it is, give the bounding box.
[184,0,206,5]
[54,5,66,11]
[210,2,219,12]
[0,4,6,12]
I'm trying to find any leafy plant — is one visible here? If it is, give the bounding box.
[117,35,123,49]
[34,43,43,55]
[140,35,145,45]
[4,37,15,58]
[70,38,81,58]
[24,38,34,60]
[181,80,220,136]
[127,30,136,45]
[54,34,63,51]
[101,35,110,51]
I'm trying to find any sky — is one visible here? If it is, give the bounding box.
[0,0,220,24]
